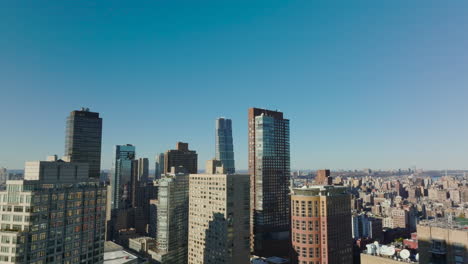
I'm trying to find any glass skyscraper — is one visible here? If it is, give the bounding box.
[248,108,290,257]
[65,107,103,178]
[111,144,136,209]
[215,118,235,174]
[155,153,165,180]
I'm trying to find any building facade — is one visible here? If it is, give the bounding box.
[187,168,250,264]
[418,220,467,264]
[315,170,331,185]
[111,144,136,210]
[0,159,106,263]
[150,169,189,264]
[352,214,383,242]
[215,118,235,174]
[154,153,165,180]
[64,108,103,179]
[248,108,291,257]
[291,186,353,264]
[137,158,149,183]
[391,208,409,229]
[164,143,197,174]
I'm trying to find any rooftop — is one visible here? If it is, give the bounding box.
[129,236,155,243]
[418,218,468,231]
[104,250,138,264]
[292,185,348,196]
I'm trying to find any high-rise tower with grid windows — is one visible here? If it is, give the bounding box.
[248,108,291,257]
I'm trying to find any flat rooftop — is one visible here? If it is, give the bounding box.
[418,219,468,231]
[104,250,138,264]
[292,185,348,196]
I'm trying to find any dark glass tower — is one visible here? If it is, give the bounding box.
[215,118,235,174]
[65,108,103,178]
[155,153,165,179]
[111,144,136,209]
[248,108,291,257]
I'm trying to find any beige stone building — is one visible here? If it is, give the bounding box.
[417,220,467,264]
[187,162,250,264]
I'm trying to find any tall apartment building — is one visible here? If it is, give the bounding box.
[155,153,165,180]
[0,159,107,263]
[111,144,136,210]
[418,220,467,264]
[291,186,353,264]
[137,158,149,183]
[150,168,189,264]
[188,162,250,264]
[164,142,197,174]
[215,118,235,173]
[248,108,290,257]
[64,108,103,178]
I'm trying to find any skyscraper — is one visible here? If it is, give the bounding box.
[291,186,353,264]
[137,157,149,183]
[164,142,197,174]
[188,162,250,264]
[155,153,165,180]
[150,167,189,264]
[64,107,103,178]
[215,118,235,173]
[0,158,107,263]
[248,108,291,257]
[111,144,136,209]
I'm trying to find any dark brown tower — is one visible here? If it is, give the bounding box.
[164,142,198,174]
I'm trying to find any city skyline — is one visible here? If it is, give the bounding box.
[2,105,468,171]
[2,1,468,170]
[1,2,466,264]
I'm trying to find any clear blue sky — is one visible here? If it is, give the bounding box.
[1,1,468,170]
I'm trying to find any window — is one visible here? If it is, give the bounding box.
[1,236,10,244]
